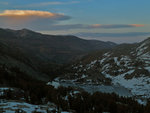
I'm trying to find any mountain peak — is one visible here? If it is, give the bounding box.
[20,28,39,34]
[17,28,37,37]
[10,28,42,38]
[21,28,31,31]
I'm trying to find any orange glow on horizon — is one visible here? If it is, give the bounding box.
[91,24,101,27]
[130,24,145,27]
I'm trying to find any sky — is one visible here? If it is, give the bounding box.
[0,0,150,43]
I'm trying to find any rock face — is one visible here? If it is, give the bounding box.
[56,37,150,99]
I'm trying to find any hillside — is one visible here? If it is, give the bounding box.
[0,28,116,64]
[0,28,116,82]
[54,37,150,101]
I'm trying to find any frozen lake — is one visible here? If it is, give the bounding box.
[58,81,132,97]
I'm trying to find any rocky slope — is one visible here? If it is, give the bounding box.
[54,37,150,100]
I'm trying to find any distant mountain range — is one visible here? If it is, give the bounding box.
[0,28,116,81]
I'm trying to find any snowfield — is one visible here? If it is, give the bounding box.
[0,100,71,113]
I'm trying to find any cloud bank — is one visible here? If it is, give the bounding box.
[0,10,60,17]
[46,24,145,31]
[0,10,145,31]
[0,10,70,30]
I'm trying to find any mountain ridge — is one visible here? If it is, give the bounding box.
[0,28,117,82]
[0,28,117,64]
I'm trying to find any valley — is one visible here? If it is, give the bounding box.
[0,28,150,113]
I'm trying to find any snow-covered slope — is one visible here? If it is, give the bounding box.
[0,100,70,113]
[54,37,150,99]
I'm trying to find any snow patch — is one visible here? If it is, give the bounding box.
[0,100,58,113]
[136,43,148,56]
[47,81,60,88]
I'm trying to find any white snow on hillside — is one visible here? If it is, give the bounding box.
[0,100,71,113]
[102,69,150,98]
[47,81,60,88]
[55,40,150,104]
[0,100,55,113]
[136,43,148,56]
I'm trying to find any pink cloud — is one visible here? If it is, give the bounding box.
[0,10,66,19]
